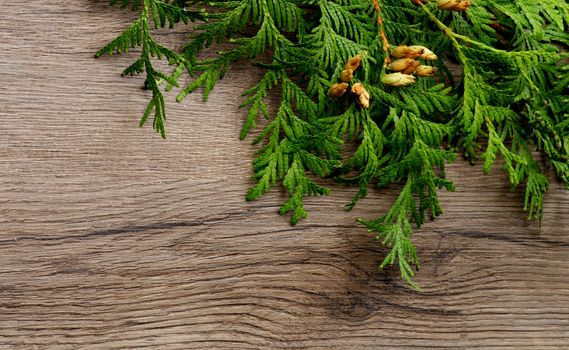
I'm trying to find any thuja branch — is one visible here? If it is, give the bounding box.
[418,0,568,221]
[96,0,569,288]
[96,0,204,138]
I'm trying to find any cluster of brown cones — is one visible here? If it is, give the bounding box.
[381,45,438,87]
[328,55,371,109]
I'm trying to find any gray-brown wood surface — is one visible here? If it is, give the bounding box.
[1,1,569,349]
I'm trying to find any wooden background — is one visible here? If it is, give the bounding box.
[1,1,569,348]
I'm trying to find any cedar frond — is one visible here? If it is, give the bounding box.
[97,0,569,288]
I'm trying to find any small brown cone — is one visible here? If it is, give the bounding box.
[351,83,366,96]
[415,65,437,77]
[357,90,370,109]
[391,45,423,59]
[406,45,437,60]
[328,82,349,98]
[344,55,362,71]
[381,73,416,87]
[387,58,417,72]
[401,60,420,75]
[437,0,471,11]
[340,69,353,82]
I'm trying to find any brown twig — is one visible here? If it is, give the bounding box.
[372,0,391,64]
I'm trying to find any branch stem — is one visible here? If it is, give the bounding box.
[372,0,390,64]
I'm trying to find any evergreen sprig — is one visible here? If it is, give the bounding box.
[96,0,205,137]
[97,0,568,288]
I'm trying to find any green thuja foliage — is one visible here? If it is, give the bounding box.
[97,0,568,288]
[96,0,206,137]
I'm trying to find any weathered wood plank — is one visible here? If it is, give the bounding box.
[1,1,568,348]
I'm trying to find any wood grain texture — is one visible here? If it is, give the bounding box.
[1,1,569,349]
